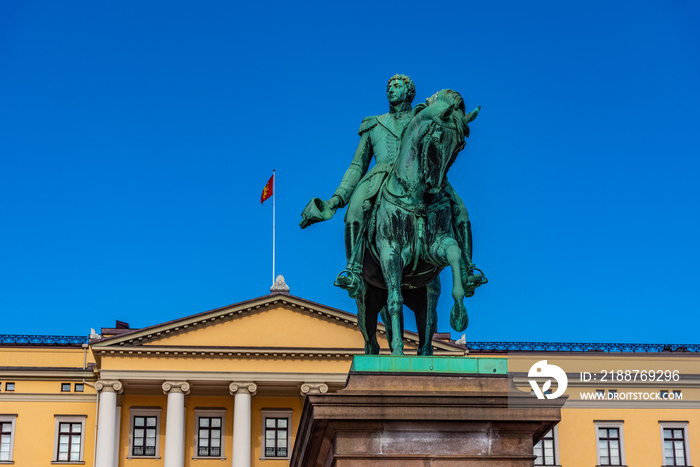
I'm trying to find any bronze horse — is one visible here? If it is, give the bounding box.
[357,90,484,355]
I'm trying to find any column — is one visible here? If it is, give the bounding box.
[113,395,122,467]
[95,380,123,467]
[229,382,257,467]
[162,381,190,467]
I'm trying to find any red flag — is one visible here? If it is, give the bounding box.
[260,174,274,204]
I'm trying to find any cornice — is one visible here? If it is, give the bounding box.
[92,346,463,360]
[0,367,96,380]
[563,400,700,409]
[97,369,349,384]
[0,393,96,402]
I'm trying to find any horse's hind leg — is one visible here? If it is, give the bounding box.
[358,284,385,354]
[379,305,391,350]
[423,277,441,355]
[356,284,383,355]
[404,280,438,356]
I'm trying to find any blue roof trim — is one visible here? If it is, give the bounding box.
[466,342,700,352]
[0,335,89,345]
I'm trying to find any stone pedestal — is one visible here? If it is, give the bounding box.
[290,356,564,467]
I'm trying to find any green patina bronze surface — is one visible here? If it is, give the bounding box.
[301,75,487,357]
[351,355,507,374]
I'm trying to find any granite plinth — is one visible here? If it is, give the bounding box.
[290,356,564,467]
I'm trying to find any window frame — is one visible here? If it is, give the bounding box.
[61,384,71,393]
[127,407,161,459]
[259,409,292,461]
[0,415,17,463]
[74,384,84,393]
[193,408,226,460]
[534,426,560,466]
[659,421,691,466]
[52,415,86,464]
[4,384,13,392]
[594,421,626,466]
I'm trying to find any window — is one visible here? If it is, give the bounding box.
[672,390,682,399]
[595,421,625,466]
[4,384,13,392]
[74,384,84,393]
[133,416,157,456]
[534,427,559,465]
[128,408,161,459]
[53,416,86,463]
[596,389,605,399]
[660,390,669,398]
[194,409,226,459]
[0,415,17,462]
[608,390,617,399]
[61,383,71,392]
[659,422,690,466]
[260,410,292,460]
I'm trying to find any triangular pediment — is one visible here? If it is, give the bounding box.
[92,294,464,355]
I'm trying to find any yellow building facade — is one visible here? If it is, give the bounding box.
[1,285,698,466]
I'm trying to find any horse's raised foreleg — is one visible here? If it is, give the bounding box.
[437,238,469,332]
[379,248,406,355]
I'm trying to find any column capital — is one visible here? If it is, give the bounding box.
[229,382,257,396]
[162,381,190,395]
[300,383,328,396]
[95,380,123,394]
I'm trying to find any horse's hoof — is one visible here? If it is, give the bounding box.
[450,302,468,332]
[364,342,380,355]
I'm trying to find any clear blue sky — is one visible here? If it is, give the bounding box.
[1,1,698,344]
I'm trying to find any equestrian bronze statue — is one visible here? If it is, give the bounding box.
[301,75,486,355]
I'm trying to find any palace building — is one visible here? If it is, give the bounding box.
[1,279,698,466]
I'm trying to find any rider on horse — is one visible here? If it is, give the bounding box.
[300,75,476,299]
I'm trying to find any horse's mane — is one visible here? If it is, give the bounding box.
[427,89,466,113]
[411,89,473,135]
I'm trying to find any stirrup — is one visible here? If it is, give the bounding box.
[334,269,364,298]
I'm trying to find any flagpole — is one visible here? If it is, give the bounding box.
[272,169,276,285]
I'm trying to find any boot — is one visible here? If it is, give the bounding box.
[334,222,365,298]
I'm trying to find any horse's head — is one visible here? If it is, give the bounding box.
[413,89,479,195]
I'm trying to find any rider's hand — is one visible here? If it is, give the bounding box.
[327,196,340,210]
